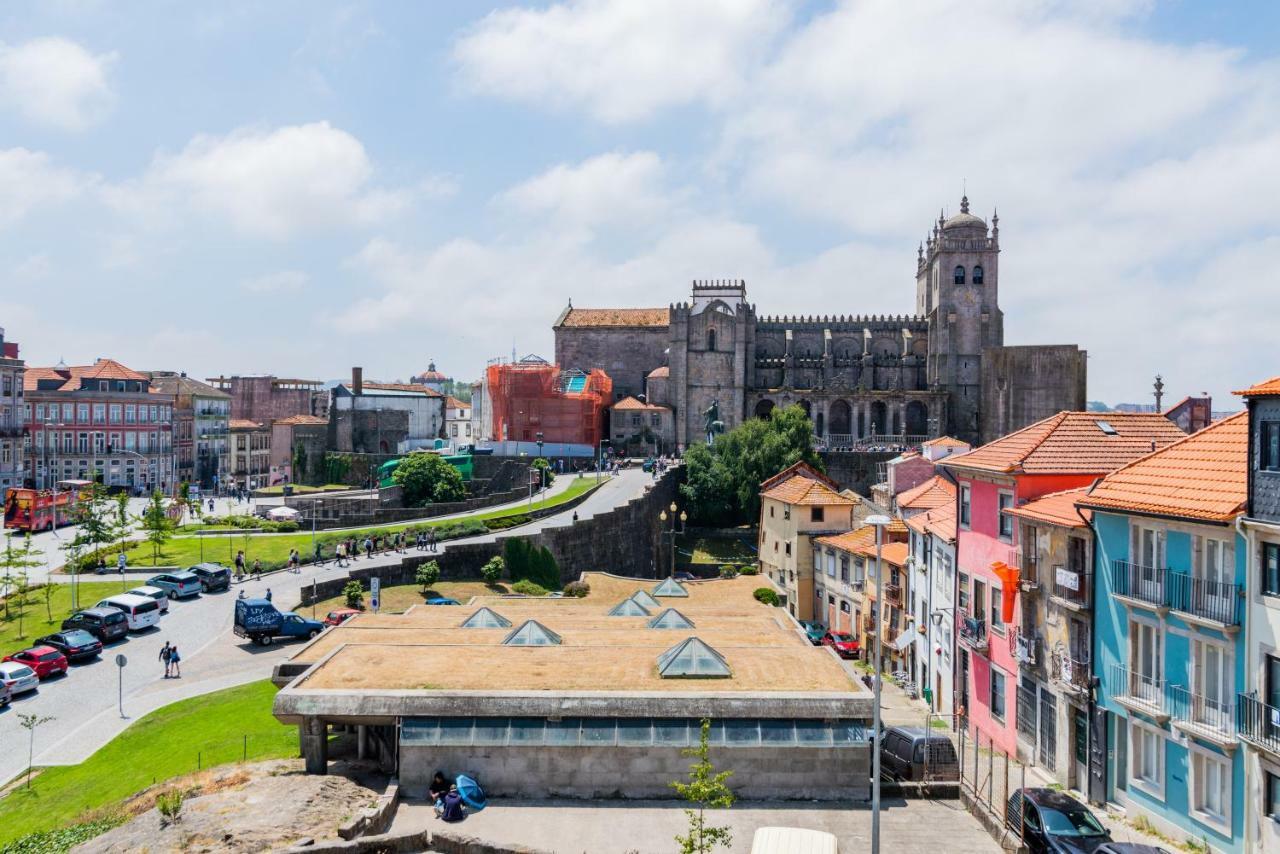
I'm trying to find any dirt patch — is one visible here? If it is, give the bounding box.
[72,760,384,854]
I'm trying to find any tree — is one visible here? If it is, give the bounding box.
[343,580,364,609]
[680,404,822,525]
[416,560,440,592]
[293,441,309,485]
[392,453,466,506]
[18,713,55,790]
[140,490,174,566]
[0,533,43,622]
[531,457,554,488]
[671,718,735,854]
[481,556,504,585]
[72,484,117,568]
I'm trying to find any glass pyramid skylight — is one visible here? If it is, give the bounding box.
[461,607,512,629]
[502,619,563,646]
[652,577,690,597]
[647,608,695,629]
[657,637,731,678]
[630,590,662,610]
[608,598,651,617]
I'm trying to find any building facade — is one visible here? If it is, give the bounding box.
[331,371,444,452]
[444,396,472,450]
[147,373,231,490]
[554,198,1087,448]
[609,396,675,456]
[0,328,24,492]
[229,419,271,490]
[906,503,957,715]
[207,375,323,423]
[270,415,329,485]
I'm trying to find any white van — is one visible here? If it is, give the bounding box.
[750,827,838,854]
[95,594,162,631]
[125,585,170,614]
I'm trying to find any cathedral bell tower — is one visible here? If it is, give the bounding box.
[917,195,1003,442]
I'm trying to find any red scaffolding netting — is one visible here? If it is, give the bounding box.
[486,360,612,447]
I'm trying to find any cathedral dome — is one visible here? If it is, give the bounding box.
[941,195,986,231]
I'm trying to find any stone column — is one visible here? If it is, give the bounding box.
[898,400,907,437]
[301,716,328,775]
[861,401,871,438]
[357,724,368,760]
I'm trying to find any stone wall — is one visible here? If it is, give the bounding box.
[330,409,410,455]
[980,344,1087,445]
[553,325,669,402]
[818,450,899,495]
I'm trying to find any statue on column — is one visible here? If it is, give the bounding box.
[703,400,725,444]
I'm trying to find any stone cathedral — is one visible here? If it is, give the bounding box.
[554,197,1086,448]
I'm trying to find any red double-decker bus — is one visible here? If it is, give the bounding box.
[3,480,93,532]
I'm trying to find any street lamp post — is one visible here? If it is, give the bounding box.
[658,502,687,578]
[597,439,610,483]
[864,513,892,854]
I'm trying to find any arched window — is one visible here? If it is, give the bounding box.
[953,265,966,285]
[972,265,984,285]
[707,329,716,351]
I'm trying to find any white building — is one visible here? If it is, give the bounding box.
[331,372,444,452]
[444,395,472,450]
[906,502,957,717]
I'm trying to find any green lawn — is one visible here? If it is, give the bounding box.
[310,580,512,615]
[677,533,758,565]
[0,681,296,846]
[94,478,600,574]
[0,581,138,650]
[255,484,350,495]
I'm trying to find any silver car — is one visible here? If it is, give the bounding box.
[0,681,10,708]
[126,585,170,614]
[0,661,39,697]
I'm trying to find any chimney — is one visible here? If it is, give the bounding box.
[352,367,363,396]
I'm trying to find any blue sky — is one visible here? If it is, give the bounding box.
[2,1,1278,408]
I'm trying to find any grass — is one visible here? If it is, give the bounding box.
[0,581,140,649]
[677,533,757,565]
[309,580,512,615]
[0,680,296,846]
[67,479,601,575]
[255,484,350,495]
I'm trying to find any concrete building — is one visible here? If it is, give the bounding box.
[270,415,328,485]
[207,374,323,423]
[272,573,873,800]
[554,197,1087,448]
[444,395,472,451]
[905,503,957,715]
[24,359,176,493]
[331,369,444,453]
[147,373,231,490]
[757,462,859,620]
[229,419,271,490]
[609,396,675,456]
[0,328,24,492]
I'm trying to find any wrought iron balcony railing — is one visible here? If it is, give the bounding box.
[1109,663,1168,717]
[959,616,988,653]
[1051,565,1092,608]
[1238,693,1280,756]
[1110,560,1169,609]
[1167,573,1241,627]
[1049,651,1091,694]
[1170,685,1233,740]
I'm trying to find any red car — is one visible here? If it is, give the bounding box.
[821,631,860,659]
[4,645,69,679]
[323,608,360,627]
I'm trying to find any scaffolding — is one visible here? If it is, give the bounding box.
[485,358,612,448]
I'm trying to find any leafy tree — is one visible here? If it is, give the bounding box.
[531,457,554,488]
[343,580,364,609]
[416,560,441,592]
[680,404,822,525]
[140,490,174,566]
[293,442,309,485]
[481,555,504,585]
[671,718,735,854]
[0,533,43,624]
[72,484,118,568]
[18,713,55,790]
[392,453,466,506]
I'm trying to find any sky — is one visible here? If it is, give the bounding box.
[2,0,1278,407]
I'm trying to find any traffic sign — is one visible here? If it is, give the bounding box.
[371,577,381,613]
[115,654,127,667]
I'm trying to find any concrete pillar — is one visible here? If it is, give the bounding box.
[898,400,907,437]
[301,716,328,775]
[357,724,368,760]
[861,401,871,437]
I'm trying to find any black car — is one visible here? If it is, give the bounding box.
[189,562,231,592]
[61,607,129,643]
[1094,845,1172,854]
[879,725,959,781]
[35,629,104,662]
[1007,788,1112,853]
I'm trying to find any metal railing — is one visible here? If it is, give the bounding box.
[884,582,902,605]
[1051,565,1091,607]
[1167,573,1241,626]
[1014,632,1040,667]
[1049,651,1091,693]
[1238,693,1280,755]
[1110,560,1168,608]
[1110,663,1167,713]
[1170,685,1233,737]
[959,616,988,652]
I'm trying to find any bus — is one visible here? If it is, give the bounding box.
[3,480,93,532]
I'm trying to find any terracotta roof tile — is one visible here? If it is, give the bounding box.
[611,395,670,412]
[1005,488,1092,529]
[1234,376,1280,397]
[941,412,1187,475]
[760,472,857,506]
[912,504,957,542]
[229,419,266,430]
[25,359,150,391]
[1077,410,1247,522]
[274,414,328,426]
[896,475,955,511]
[922,436,969,449]
[445,396,470,410]
[358,382,442,396]
[647,366,669,378]
[556,307,670,328]
[816,526,877,553]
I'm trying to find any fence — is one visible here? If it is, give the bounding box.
[957,724,1027,846]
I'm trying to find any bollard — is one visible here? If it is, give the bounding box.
[198,751,202,770]
[243,734,248,762]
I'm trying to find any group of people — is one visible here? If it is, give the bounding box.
[233,550,263,580]
[158,641,182,678]
[429,772,466,823]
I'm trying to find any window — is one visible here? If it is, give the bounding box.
[1263,422,1280,472]
[990,669,1006,720]
[811,507,824,523]
[1263,542,1280,597]
[953,265,966,285]
[972,265,984,285]
[451,424,458,437]
[651,413,660,427]
[973,578,986,621]
[35,404,44,420]
[1189,747,1230,828]
[784,542,791,556]
[1267,773,1280,822]
[125,405,136,423]
[960,484,971,527]
[92,404,105,423]
[1130,720,1165,798]
[707,329,716,351]
[998,492,1014,539]
[840,557,849,583]
[990,585,1004,632]
[826,552,835,578]
[770,505,774,518]
[783,506,790,520]
[958,572,970,610]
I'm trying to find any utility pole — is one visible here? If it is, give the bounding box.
[865,513,892,854]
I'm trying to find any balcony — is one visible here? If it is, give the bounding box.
[1049,651,1091,696]
[1167,573,1241,630]
[862,614,877,633]
[883,583,902,606]
[1018,550,1040,592]
[959,616,988,655]
[1238,693,1280,757]
[1170,686,1236,750]
[1110,560,1169,614]
[1109,663,1170,723]
[1050,565,1092,611]
[1014,632,1040,669]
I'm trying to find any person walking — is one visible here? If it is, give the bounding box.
[335,541,345,567]
[168,645,181,678]
[314,541,324,567]
[364,536,373,559]
[235,550,246,580]
[253,558,262,580]
[428,528,437,553]
[159,641,172,678]
[117,551,127,575]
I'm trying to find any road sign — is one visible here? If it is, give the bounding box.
[371,577,381,613]
[115,654,127,718]
[115,654,127,667]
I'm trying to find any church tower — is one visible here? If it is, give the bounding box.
[917,196,1003,442]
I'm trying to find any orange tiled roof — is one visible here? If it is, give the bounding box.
[229,419,266,430]
[647,366,669,378]
[611,395,670,412]
[896,475,955,511]
[1234,376,1280,397]
[25,359,150,391]
[923,436,969,449]
[1005,487,1092,529]
[918,504,957,542]
[1077,411,1247,523]
[816,525,877,553]
[760,460,838,493]
[855,541,909,567]
[359,382,442,396]
[760,472,856,506]
[445,396,470,410]
[274,414,328,426]
[940,412,1187,475]
[556,307,670,328]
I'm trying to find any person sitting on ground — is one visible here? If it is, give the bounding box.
[429,771,451,805]
[439,784,466,822]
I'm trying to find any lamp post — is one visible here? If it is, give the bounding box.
[864,513,892,854]
[597,439,610,483]
[658,502,687,578]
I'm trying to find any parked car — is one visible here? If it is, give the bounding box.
[820,631,859,658]
[879,726,959,782]
[4,645,69,680]
[189,563,232,592]
[1094,846,1172,854]
[426,598,460,606]
[94,594,162,631]
[146,571,203,599]
[62,607,129,643]
[35,630,103,662]
[324,608,361,627]
[800,620,826,645]
[0,661,40,696]
[126,585,170,614]
[233,599,324,646]
[0,682,10,708]
[1006,788,1112,853]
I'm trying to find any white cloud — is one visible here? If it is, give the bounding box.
[453,0,789,123]
[497,151,674,228]
[0,147,86,227]
[0,37,116,130]
[241,270,309,293]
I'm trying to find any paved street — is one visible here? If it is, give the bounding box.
[0,468,658,786]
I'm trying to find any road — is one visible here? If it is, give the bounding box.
[0,468,662,786]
